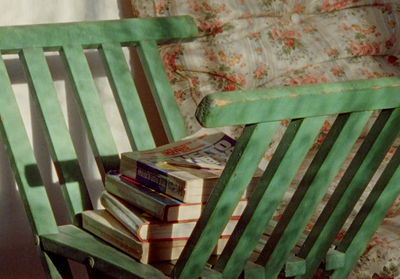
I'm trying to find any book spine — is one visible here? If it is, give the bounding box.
[121,160,188,202]
[105,175,166,220]
[82,214,144,262]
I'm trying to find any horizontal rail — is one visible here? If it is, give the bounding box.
[0,16,197,53]
[196,77,400,127]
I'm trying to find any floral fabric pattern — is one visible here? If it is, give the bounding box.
[131,0,400,277]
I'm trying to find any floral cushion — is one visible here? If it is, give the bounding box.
[131,1,400,278]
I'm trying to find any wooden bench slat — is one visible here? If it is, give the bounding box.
[331,135,400,278]
[213,117,324,278]
[259,111,371,278]
[196,77,400,127]
[0,54,58,235]
[19,47,92,222]
[296,108,400,278]
[0,16,197,53]
[0,55,71,277]
[171,123,277,279]
[41,225,169,279]
[60,44,119,175]
[136,40,187,143]
[99,43,155,151]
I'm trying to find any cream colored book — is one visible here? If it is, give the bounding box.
[82,210,228,264]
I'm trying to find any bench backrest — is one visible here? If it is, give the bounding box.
[0,16,196,236]
[184,77,400,278]
[2,15,400,279]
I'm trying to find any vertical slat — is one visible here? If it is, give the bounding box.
[98,43,155,151]
[256,112,371,278]
[171,122,280,279]
[330,131,400,278]
[60,44,119,175]
[136,40,187,143]
[296,108,400,279]
[0,54,72,278]
[214,116,326,279]
[19,48,93,223]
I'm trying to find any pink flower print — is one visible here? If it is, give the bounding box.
[304,25,314,33]
[155,0,168,14]
[321,0,348,12]
[228,54,243,66]
[281,29,301,39]
[349,41,373,56]
[331,65,342,76]
[175,91,183,105]
[301,74,318,84]
[248,31,261,39]
[237,73,246,86]
[218,50,226,63]
[325,46,339,57]
[340,23,352,30]
[271,27,283,40]
[224,82,236,91]
[362,25,376,35]
[205,48,217,61]
[293,4,304,13]
[284,38,295,47]
[202,2,212,12]
[386,34,395,49]
[388,20,396,27]
[254,62,267,78]
[289,76,303,86]
[162,52,177,81]
[213,4,226,14]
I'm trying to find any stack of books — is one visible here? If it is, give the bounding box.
[82,132,261,263]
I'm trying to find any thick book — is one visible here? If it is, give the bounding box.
[82,209,228,263]
[104,173,249,222]
[100,191,239,242]
[120,132,261,203]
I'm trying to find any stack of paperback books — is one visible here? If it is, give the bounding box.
[82,132,261,263]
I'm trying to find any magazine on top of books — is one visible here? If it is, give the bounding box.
[119,132,262,203]
[82,209,228,263]
[104,173,249,222]
[100,191,239,242]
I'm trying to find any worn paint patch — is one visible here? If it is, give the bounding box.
[213,99,234,106]
[371,83,400,90]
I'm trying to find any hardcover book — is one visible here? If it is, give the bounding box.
[100,191,239,242]
[82,210,228,263]
[120,132,261,203]
[104,173,248,222]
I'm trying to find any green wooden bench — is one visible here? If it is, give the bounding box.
[1,16,400,279]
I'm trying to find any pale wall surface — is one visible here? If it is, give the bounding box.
[0,1,135,278]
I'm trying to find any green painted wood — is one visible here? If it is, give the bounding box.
[296,108,400,279]
[136,40,187,143]
[243,262,265,279]
[41,225,169,279]
[19,47,92,223]
[257,111,371,279]
[0,16,197,53]
[0,54,71,278]
[171,123,279,279]
[330,131,400,278]
[199,268,222,279]
[196,77,400,127]
[284,254,306,277]
[324,249,345,271]
[99,43,155,151]
[213,117,325,279]
[215,117,325,278]
[60,44,119,175]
